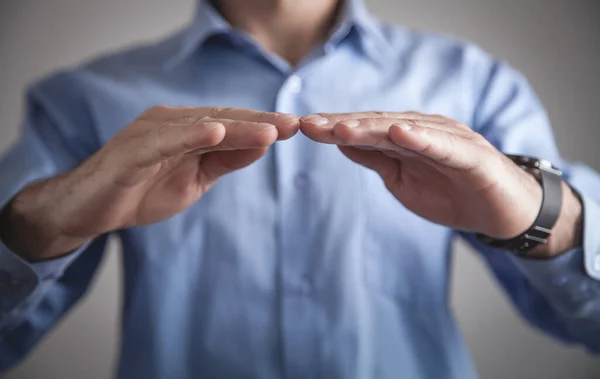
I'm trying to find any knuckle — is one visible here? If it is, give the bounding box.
[231,120,249,128]
[315,112,336,121]
[456,122,471,130]
[403,111,424,120]
[161,120,180,130]
[313,112,336,122]
[405,118,420,128]
[372,111,389,118]
[445,131,458,147]
[181,116,209,124]
[252,112,270,122]
[472,132,491,145]
[211,106,234,118]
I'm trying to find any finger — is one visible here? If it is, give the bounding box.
[328,119,419,158]
[141,106,300,140]
[301,114,470,145]
[302,111,471,131]
[338,146,400,183]
[200,147,269,182]
[388,120,479,170]
[299,114,343,144]
[134,118,278,168]
[328,118,477,165]
[188,118,278,153]
[390,119,474,138]
[134,120,226,168]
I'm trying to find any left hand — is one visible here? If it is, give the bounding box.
[300,111,546,240]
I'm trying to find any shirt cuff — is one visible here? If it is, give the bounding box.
[579,194,600,280]
[0,237,88,312]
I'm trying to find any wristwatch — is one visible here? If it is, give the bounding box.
[476,154,563,257]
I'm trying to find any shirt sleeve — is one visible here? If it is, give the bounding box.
[0,73,108,370]
[461,46,600,352]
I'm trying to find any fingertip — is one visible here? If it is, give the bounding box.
[298,119,319,136]
[298,119,314,135]
[390,122,412,133]
[278,114,301,125]
[254,123,279,146]
[332,122,356,144]
[389,123,411,144]
[276,119,301,141]
[201,122,227,147]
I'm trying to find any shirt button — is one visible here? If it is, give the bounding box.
[287,75,303,94]
[295,173,310,189]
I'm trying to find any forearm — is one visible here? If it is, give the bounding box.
[0,172,89,261]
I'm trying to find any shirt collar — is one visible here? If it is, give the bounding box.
[164,0,391,71]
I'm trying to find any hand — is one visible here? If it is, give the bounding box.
[300,111,582,257]
[1,106,299,260]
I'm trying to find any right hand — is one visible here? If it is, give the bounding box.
[1,106,299,260]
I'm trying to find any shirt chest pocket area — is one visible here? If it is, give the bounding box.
[360,169,453,305]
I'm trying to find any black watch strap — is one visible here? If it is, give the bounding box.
[476,155,563,257]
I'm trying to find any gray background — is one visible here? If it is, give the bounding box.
[1,0,599,378]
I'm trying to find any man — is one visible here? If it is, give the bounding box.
[0,0,599,378]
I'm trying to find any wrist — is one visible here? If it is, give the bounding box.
[0,175,90,261]
[528,182,583,259]
[476,154,574,257]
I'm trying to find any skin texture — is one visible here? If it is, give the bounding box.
[217,0,340,65]
[0,0,582,262]
[0,107,300,260]
[300,112,582,258]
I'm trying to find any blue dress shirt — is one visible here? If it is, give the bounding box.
[1,1,600,378]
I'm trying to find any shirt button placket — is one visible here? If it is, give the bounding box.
[273,73,320,379]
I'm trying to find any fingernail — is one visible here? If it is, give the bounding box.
[396,122,412,131]
[302,115,329,126]
[277,114,300,124]
[342,120,360,128]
